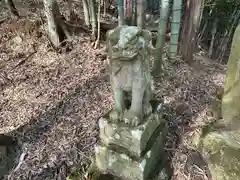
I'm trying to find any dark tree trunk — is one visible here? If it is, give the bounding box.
[43,0,70,48]
[179,0,203,63]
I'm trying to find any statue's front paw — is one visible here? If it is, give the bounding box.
[109,110,121,123]
[123,110,143,127]
[143,103,152,116]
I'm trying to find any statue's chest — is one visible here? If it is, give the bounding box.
[116,64,133,91]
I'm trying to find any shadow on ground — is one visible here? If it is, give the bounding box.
[1,73,112,180]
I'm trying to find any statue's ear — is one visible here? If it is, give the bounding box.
[106,27,122,45]
[141,29,156,55]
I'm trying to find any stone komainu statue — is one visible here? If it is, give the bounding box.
[106,26,155,127]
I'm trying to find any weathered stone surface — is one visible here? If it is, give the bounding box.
[221,23,240,143]
[86,25,168,180]
[197,24,240,180]
[106,26,156,127]
[95,127,167,180]
[198,130,240,180]
[155,168,169,180]
[99,102,164,158]
[0,146,7,178]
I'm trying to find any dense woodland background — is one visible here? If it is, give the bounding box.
[0,0,240,179]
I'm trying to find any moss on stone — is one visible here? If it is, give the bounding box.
[196,24,240,180]
[222,24,240,128]
[67,170,84,180]
[198,132,240,180]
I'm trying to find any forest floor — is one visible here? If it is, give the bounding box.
[0,0,227,180]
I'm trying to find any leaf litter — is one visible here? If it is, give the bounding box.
[0,1,227,180]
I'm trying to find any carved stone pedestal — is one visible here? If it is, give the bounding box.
[91,101,167,180]
[86,26,168,180]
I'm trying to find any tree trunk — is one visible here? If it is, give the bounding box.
[217,10,240,62]
[197,20,208,44]
[179,0,203,63]
[168,0,182,59]
[131,0,137,25]
[125,0,132,25]
[43,0,68,48]
[118,0,125,25]
[208,18,218,58]
[88,0,97,39]
[103,0,107,17]
[82,0,90,26]
[94,0,101,49]
[152,0,170,77]
[5,0,20,18]
[178,0,189,56]
[124,0,127,21]
[136,0,146,28]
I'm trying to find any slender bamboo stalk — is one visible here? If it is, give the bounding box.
[169,0,182,58]
[88,0,97,39]
[94,0,101,48]
[131,0,137,25]
[103,0,107,17]
[118,0,125,25]
[152,0,170,76]
[82,0,90,26]
[208,18,218,58]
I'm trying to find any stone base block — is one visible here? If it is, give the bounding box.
[99,102,164,158]
[94,128,167,180]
